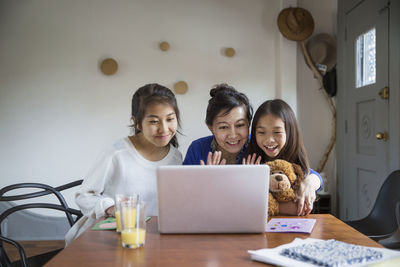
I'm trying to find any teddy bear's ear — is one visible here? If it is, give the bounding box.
[291,164,303,192]
[292,163,304,180]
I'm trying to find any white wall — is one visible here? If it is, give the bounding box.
[0,0,336,210]
[0,0,290,206]
[297,0,338,213]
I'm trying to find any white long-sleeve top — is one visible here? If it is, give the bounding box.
[65,137,182,245]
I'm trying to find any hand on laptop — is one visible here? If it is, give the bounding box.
[200,151,227,165]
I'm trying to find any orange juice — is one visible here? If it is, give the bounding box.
[122,207,137,228]
[115,210,122,232]
[121,228,146,248]
[117,207,137,233]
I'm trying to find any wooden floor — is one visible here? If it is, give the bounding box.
[3,240,65,262]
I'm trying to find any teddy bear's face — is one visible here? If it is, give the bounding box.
[269,170,291,192]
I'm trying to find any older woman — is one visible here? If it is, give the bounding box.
[183,83,253,165]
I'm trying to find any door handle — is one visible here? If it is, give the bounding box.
[378,87,389,99]
[376,132,387,141]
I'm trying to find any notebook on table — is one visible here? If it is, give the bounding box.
[156,165,270,234]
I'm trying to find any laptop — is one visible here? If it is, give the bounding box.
[156,164,269,234]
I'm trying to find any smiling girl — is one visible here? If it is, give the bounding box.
[246,99,322,216]
[65,83,182,245]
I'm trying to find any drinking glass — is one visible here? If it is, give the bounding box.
[120,200,146,248]
[115,194,138,233]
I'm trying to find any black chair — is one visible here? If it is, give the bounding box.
[345,170,400,248]
[380,202,400,249]
[0,180,83,267]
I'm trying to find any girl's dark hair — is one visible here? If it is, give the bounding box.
[247,99,310,174]
[131,83,180,147]
[205,83,253,126]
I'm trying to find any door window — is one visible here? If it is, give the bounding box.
[356,28,376,88]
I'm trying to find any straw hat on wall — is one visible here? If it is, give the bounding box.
[305,33,337,72]
[277,7,314,41]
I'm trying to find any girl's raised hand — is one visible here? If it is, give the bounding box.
[200,151,227,165]
[295,173,320,215]
[242,153,262,165]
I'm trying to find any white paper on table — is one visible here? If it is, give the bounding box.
[248,238,400,267]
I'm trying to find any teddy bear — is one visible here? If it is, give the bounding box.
[266,159,305,216]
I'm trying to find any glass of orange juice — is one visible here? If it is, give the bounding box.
[115,194,137,233]
[121,200,146,248]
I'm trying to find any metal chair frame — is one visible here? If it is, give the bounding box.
[0,180,83,267]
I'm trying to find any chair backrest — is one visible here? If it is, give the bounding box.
[367,170,400,234]
[0,180,83,267]
[0,180,83,229]
[396,202,400,229]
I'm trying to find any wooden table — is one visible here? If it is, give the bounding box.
[45,214,382,267]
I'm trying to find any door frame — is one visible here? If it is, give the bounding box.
[336,0,400,220]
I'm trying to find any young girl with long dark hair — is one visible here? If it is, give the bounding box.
[246,99,322,215]
[65,83,182,245]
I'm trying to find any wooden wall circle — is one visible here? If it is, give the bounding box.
[100,58,118,75]
[225,47,236,57]
[174,81,188,95]
[159,41,170,51]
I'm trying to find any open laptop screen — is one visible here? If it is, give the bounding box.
[157,165,269,234]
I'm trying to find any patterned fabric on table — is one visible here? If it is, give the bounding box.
[281,239,383,267]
